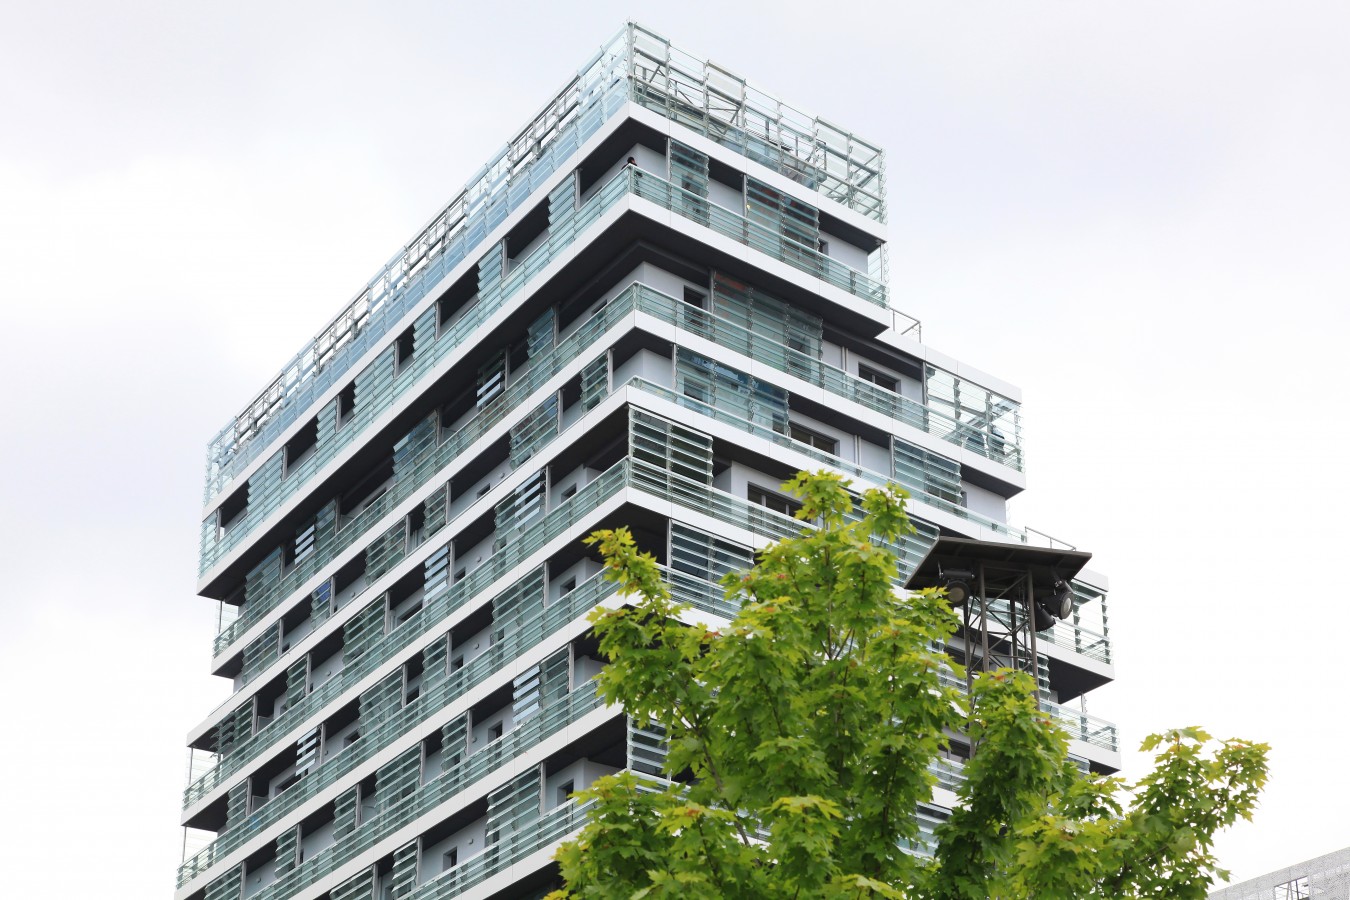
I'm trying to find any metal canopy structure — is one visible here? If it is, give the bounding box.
[905,537,1092,695]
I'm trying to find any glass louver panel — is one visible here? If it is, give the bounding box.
[422,544,451,602]
[215,704,253,758]
[310,579,334,627]
[343,599,386,662]
[627,717,670,778]
[240,623,280,684]
[669,141,711,224]
[711,272,822,361]
[274,824,300,877]
[670,523,752,585]
[295,727,320,777]
[225,782,249,831]
[388,840,418,900]
[476,242,506,310]
[675,348,788,434]
[486,770,543,862]
[422,484,448,540]
[746,177,821,262]
[204,866,242,900]
[513,645,569,724]
[580,352,609,410]
[508,395,559,466]
[359,671,403,734]
[440,715,469,775]
[422,635,448,685]
[494,470,547,541]
[376,746,422,813]
[394,416,437,492]
[891,438,962,505]
[492,566,544,642]
[526,308,556,361]
[548,173,579,245]
[330,868,375,900]
[629,408,713,485]
[364,519,408,584]
[476,350,506,409]
[332,785,362,840]
[284,658,309,712]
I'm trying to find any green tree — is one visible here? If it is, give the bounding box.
[547,472,1267,899]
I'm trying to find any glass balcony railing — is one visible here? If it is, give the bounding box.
[186,469,631,811]
[198,685,607,895]
[210,275,955,657]
[626,377,1022,538]
[205,22,885,503]
[627,169,886,306]
[410,798,599,900]
[184,571,736,888]
[202,160,895,577]
[191,451,930,816]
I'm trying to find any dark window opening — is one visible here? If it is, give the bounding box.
[395,326,415,373]
[284,417,319,475]
[858,365,897,393]
[337,381,357,427]
[789,422,839,455]
[556,780,574,806]
[443,848,458,870]
[487,721,504,742]
[218,488,249,533]
[436,272,478,337]
[748,484,802,518]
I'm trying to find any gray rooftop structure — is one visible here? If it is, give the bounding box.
[1211,846,1350,900]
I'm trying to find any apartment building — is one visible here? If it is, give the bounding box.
[175,23,1116,900]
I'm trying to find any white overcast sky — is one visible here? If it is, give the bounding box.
[1,1,1347,895]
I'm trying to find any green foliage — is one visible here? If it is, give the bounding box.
[548,472,1269,899]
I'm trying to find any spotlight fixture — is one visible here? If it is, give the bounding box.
[938,566,974,606]
[1050,578,1074,620]
[1032,577,1075,631]
[1032,601,1057,632]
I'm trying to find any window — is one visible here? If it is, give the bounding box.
[218,488,248,535]
[561,483,578,501]
[453,567,466,583]
[283,417,319,476]
[395,326,415,373]
[556,780,574,806]
[559,577,577,596]
[337,381,356,427]
[857,364,897,392]
[748,485,801,517]
[450,655,465,672]
[442,848,458,871]
[789,422,839,454]
[487,721,504,742]
[476,482,491,499]
[682,287,711,335]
